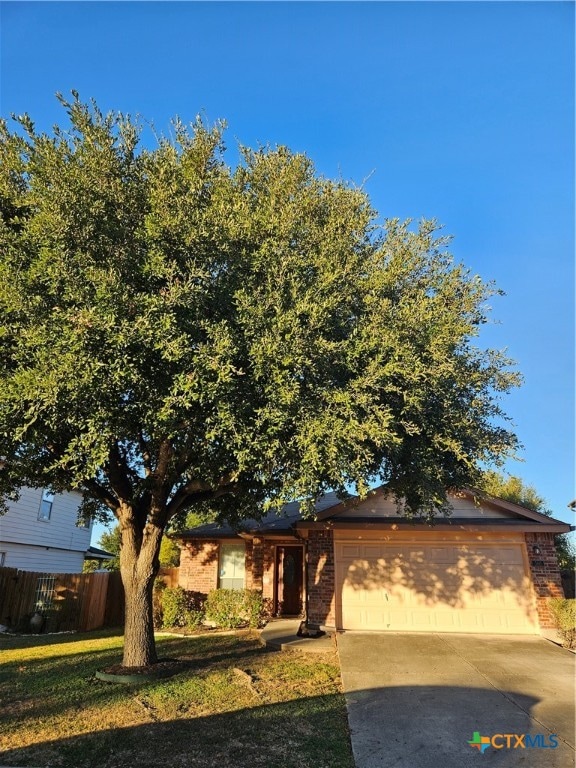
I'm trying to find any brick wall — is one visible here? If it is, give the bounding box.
[179,536,305,614]
[178,540,219,595]
[244,540,254,589]
[251,539,264,591]
[307,529,336,628]
[525,532,565,629]
[262,541,276,601]
[260,539,302,603]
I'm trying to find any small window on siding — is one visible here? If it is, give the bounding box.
[219,542,246,590]
[38,490,54,521]
[0,552,5,566]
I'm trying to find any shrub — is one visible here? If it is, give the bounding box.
[185,608,205,630]
[548,598,576,649]
[161,586,187,628]
[204,588,264,629]
[261,597,275,622]
[161,586,205,629]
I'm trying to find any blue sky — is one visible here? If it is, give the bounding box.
[1,1,574,541]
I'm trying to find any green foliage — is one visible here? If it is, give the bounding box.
[548,598,576,649]
[185,607,205,630]
[160,586,205,629]
[204,588,264,629]
[0,93,520,526]
[184,509,216,531]
[97,526,121,571]
[478,471,549,513]
[159,536,180,567]
[160,587,188,628]
[478,471,574,568]
[555,535,576,571]
[0,94,522,662]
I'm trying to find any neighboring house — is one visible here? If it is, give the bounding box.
[0,487,92,573]
[178,488,573,636]
[84,546,116,569]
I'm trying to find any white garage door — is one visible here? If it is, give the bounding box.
[335,539,538,633]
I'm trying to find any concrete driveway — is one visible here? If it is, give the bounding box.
[337,632,575,768]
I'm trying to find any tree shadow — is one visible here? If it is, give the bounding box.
[342,683,572,768]
[0,692,351,768]
[311,541,539,629]
[1,685,572,768]
[0,632,270,731]
[183,540,219,565]
[0,626,122,650]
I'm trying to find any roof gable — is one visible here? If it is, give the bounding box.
[179,487,572,538]
[315,487,570,527]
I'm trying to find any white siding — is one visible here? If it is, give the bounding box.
[0,487,92,573]
[0,541,85,573]
[333,492,511,519]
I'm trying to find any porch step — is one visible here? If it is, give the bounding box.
[260,619,335,653]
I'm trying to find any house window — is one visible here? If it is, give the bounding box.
[219,542,246,590]
[0,552,5,566]
[38,490,54,521]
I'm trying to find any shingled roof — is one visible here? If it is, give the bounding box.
[177,491,343,538]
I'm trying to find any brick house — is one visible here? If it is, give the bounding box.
[177,488,572,635]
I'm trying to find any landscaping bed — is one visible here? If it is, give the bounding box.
[0,628,353,768]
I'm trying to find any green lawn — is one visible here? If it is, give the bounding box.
[0,628,353,768]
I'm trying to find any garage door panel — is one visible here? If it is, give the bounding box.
[426,546,459,564]
[336,540,537,634]
[490,546,525,564]
[340,544,363,558]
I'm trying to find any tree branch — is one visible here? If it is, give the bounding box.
[154,439,174,481]
[166,479,241,519]
[138,431,152,477]
[107,441,134,502]
[82,478,120,513]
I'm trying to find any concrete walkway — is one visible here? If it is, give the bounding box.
[260,618,336,652]
[337,632,575,768]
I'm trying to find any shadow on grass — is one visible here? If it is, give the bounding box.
[2,694,352,768]
[0,632,270,732]
[2,685,573,768]
[0,626,123,650]
[0,628,259,666]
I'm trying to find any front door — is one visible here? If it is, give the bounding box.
[276,546,303,616]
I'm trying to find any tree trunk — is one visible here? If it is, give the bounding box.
[121,568,158,667]
[119,514,162,668]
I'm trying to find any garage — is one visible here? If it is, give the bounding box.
[185,487,571,636]
[334,534,539,633]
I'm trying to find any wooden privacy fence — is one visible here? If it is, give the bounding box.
[0,567,124,633]
[157,566,179,588]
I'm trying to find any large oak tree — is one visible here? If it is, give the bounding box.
[0,95,520,666]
